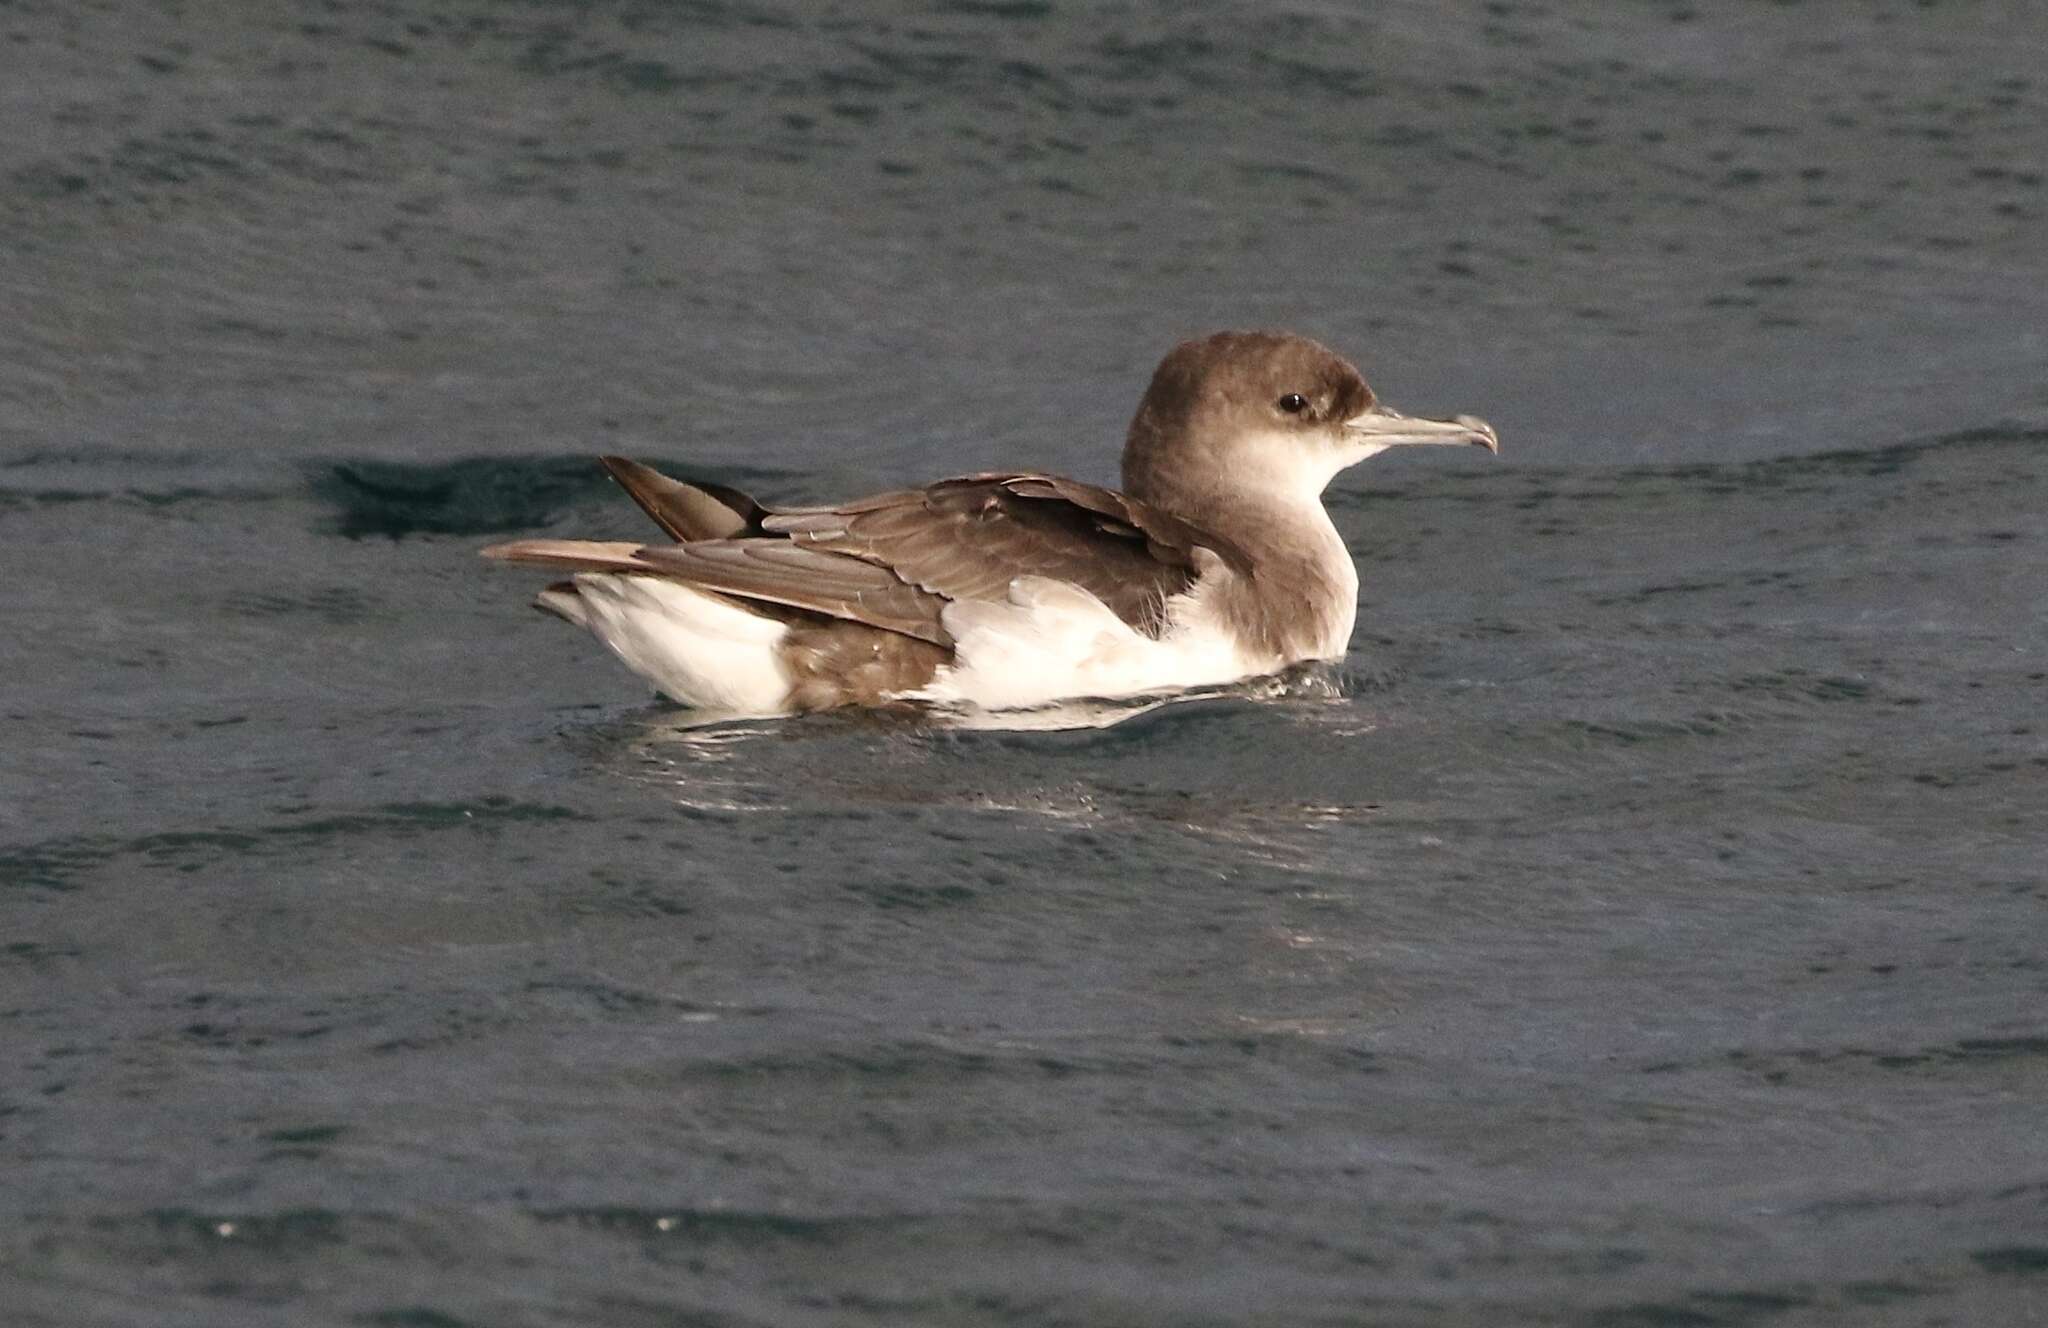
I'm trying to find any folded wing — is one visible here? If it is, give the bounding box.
[485,459,1244,648]
[762,472,1246,637]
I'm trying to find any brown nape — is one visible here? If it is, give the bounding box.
[778,616,948,711]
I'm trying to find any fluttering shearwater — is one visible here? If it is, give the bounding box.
[483,330,1498,714]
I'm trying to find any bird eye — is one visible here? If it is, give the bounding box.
[1277,393,1309,414]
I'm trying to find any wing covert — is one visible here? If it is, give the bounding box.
[760,472,1241,637]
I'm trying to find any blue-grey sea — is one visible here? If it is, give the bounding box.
[4,2,2045,1325]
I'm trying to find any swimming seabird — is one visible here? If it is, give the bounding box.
[482,330,1498,714]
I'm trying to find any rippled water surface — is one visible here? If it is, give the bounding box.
[4,3,2046,1325]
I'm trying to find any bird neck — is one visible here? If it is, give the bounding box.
[1125,450,1359,662]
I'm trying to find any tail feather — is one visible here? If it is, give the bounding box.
[480,457,870,714]
[534,579,592,628]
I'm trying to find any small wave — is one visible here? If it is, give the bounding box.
[4,799,588,893]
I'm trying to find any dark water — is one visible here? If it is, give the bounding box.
[4,3,2046,1325]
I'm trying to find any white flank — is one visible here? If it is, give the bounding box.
[908,572,1282,712]
[565,574,794,714]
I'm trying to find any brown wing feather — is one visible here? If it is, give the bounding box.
[599,455,766,542]
[761,473,1241,637]
[487,461,1243,649]
[633,540,952,646]
[479,539,658,573]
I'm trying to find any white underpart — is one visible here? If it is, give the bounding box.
[908,568,1285,711]
[560,573,794,713]
[1304,497,1361,659]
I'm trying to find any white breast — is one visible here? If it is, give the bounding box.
[906,571,1285,712]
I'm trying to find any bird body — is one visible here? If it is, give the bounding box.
[484,331,1497,714]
